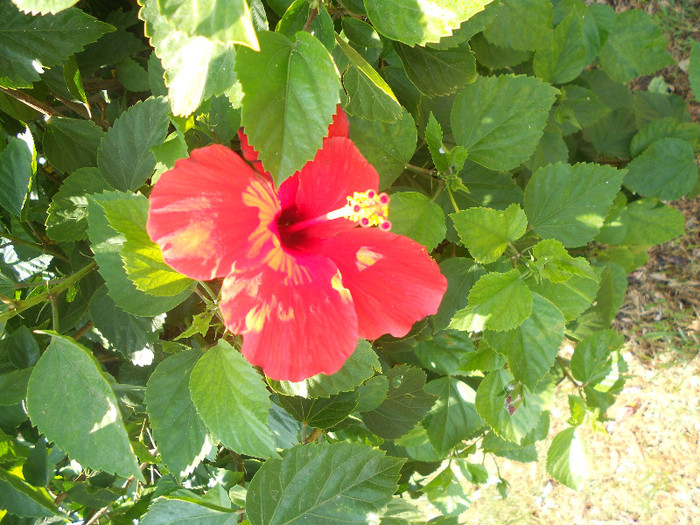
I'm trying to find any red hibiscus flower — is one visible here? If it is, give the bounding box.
[147,108,447,381]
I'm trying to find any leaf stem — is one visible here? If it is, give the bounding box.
[404,163,435,177]
[446,185,460,213]
[1,232,70,262]
[0,86,64,118]
[302,7,318,32]
[304,427,323,444]
[557,356,582,388]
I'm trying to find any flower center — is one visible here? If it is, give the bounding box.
[282,189,392,234]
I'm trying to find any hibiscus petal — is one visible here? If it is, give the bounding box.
[220,254,359,381]
[327,105,350,139]
[320,229,447,340]
[147,144,280,280]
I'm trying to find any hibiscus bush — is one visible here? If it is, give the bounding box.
[0,0,697,522]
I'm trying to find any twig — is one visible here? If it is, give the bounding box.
[405,163,436,177]
[0,86,64,118]
[1,233,69,262]
[72,320,94,340]
[304,427,323,444]
[302,8,318,32]
[557,356,582,388]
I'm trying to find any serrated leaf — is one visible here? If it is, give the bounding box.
[0,467,57,517]
[546,427,585,489]
[525,123,568,172]
[584,107,637,158]
[485,294,565,390]
[278,0,334,51]
[630,118,699,158]
[449,269,532,333]
[470,33,533,69]
[246,443,403,525]
[426,112,449,172]
[481,432,537,462]
[633,91,690,129]
[156,0,258,50]
[599,10,673,84]
[348,108,417,189]
[388,192,446,251]
[569,264,626,340]
[140,0,239,116]
[189,340,277,458]
[25,334,143,479]
[116,56,150,92]
[45,167,112,242]
[87,192,192,316]
[422,377,481,455]
[236,31,340,184]
[99,191,193,297]
[559,84,610,133]
[361,365,436,439]
[394,42,476,97]
[524,162,625,247]
[454,164,523,210]
[278,390,359,429]
[414,330,475,376]
[145,350,212,480]
[0,2,113,88]
[483,0,552,51]
[141,497,238,525]
[531,239,596,283]
[534,9,587,84]
[269,340,379,398]
[97,97,171,191]
[451,74,558,171]
[571,329,624,386]
[0,133,33,216]
[364,0,494,47]
[623,138,698,200]
[451,204,527,264]
[11,0,78,14]
[423,463,471,516]
[604,198,686,247]
[43,117,103,173]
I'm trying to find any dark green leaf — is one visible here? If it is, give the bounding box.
[278,0,334,51]
[0,368,32,405]
[533,10,587,84]
[389,192,446,251]
[470,33,533,69]
[483,0,552,51]
[394,43,476,97]
[0,134,33,216]
[414,330,475,376]
[630,117,699,158]
[43,118,103,173]
[12,1,79,14]
[546,427,585,489]
[0,467,57,517]
[569,264,626,339]
[116,57,150,92]
[584,107,637,158]
[278,391,359,429]
[633,91,690,129]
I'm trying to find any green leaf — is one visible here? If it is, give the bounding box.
[145,350,211,480]
[569,264,626,340]
[246,443,403,525]
[99,191,193,297]
[524,162,625,247]
[0,133,33,216]
[140,0,239,116]
[623,138,698,200]
[388,192,446,251]
[599,9,673,84]
[189,340,278,458]
[0,467,57,517]
[87,192,192,316]
[455,164,523,210]
[426,112,449,171]
[0,368,32,405]
[361,365,436,439]
[485,294,565,390]
[236,31,340,184]
[393,43,476,97]
[423,463,471,516]
[364,0,494,47]
[534,10,587,84]
[481,432,537,462]
[617,199,685,246]
[116,57,150,92]
[156,0,258,50]
[25,334,142,479]
[584,107,637,158]
[531,239,596,283]
[433,258,485,331]
[348,108,417,189]
[559,85,610,133]
[422,377,481,455]
[524,123,568,172]
[278,1,334,51]
[11,0,79,14]
[483,0,552,51]
[690,40,700,101]
[630,118,699,158]
[451,74,558,171]
[414,330,475,376]
[546,427,585,490]
[571,329,624,386]
[43,117,103,173]
[633,91,690,129]
[97,97,171,191]
[449,269,532,333]
[278,391,359,429]
[0,2,113,88]
[269,340,379,398]
[451,204,527,264]
[45,167,112,242]
[470,33,533,70]
[141,497,238,525]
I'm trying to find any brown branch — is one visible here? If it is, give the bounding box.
[72,320,94,341]
[0,86,64,118]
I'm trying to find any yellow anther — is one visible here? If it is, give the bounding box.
[345,190,391,230]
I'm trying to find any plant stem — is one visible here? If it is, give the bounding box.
[405,163,435,177]
[557,356,582,388]
[0,86,64,118]
[1,232,69,262]
[303,8,318,32]
[0,261,97,323]
[446,185,460,213]
[305,427,323,444]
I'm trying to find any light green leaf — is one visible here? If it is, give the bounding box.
[145,350,212,480]
[534,10,587,84]
[156,0,258,50]
[389,192,446,251]
[423,463,471,516]
[524,162,625,247]
[485,294,565,390]
[246,443,403,525]
[141,497,238,525]
[571,329,624,386]
[483,0,552,51]
[422,377,481,456]
[269,340,379,398]
[0,133,33,216]
[97,97,171,191]
[99,191,193,297]
[623,138,698,200]
[394,43,476,97]
[26,334,143,479]
[236,31,340,184]
[348,108,417,189]
[43,117,103,173]
[433,258,486,331]
[451,204,527,264]
[546,427,586,490]
[140,0,239,116]
[0,2,113,88]
[531,239,596,283]
[11,0,79,14]
[0,467,57,517]
[449,269,532,333]
[568,264,626,340]
[599,9,673,83]
[426,112,449,172]
[364,0,494,47]
[361,365,436,439]
[451,74,558,171]
[189,340,278,458]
